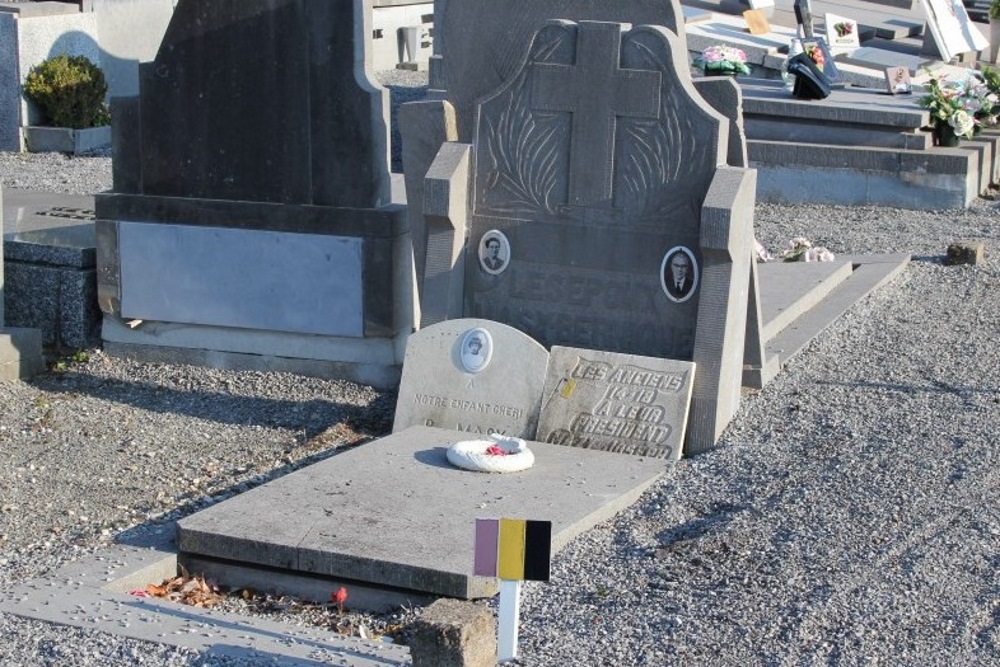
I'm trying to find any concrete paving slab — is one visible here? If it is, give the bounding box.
[177,425,667,601]
[764,253,910,368]
[0,533,412,666]
[758,260,854,340]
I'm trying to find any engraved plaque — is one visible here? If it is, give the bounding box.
[537,346,695,460]
[393,318,548,438]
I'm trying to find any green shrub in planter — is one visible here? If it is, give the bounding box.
[23,54,110,129]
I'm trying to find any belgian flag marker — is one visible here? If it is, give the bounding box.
[474,517,551,661]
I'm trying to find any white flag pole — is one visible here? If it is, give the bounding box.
[497,579,522,662]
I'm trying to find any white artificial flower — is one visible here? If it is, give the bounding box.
[949,109,975,137]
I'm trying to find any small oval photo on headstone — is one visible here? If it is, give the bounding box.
[479,229,511,275]
[459,327,493,374]
[661,246,698,303]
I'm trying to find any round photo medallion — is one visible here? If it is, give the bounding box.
[459,327,493,374]
[660,246,699,303]
[479,229,511,275]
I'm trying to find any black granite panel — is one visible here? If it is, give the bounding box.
[138,0,312,203]
[362,236,397,337]
[110,96,141,194]
[305,0,388,208]
[95,195,408,239]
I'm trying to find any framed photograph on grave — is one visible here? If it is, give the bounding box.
[884,66,912,95]
[660,247,699,303]
[824,13,860,52]
[459,327,494,374]
[479,229,511,275]
[796,37,838,81]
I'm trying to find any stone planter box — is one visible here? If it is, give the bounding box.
[23,125,111,154]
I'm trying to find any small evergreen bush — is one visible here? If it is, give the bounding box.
[23,54,110,129]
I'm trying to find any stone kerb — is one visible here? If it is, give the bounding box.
[391,318,549,439]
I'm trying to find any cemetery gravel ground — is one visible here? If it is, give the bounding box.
[2,93,1000,666]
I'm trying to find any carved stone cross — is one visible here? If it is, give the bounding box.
[531,22,661,207]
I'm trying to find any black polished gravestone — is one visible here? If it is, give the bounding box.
[117,0,390,207]
[94,0,409,387]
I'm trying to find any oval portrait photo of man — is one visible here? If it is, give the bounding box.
[660,246,699,303]
[478,229,511,275]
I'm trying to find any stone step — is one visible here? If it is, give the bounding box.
[750,139,981,209]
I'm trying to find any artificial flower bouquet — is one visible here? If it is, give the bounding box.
[918,72,998,140]
[694,45,752,76]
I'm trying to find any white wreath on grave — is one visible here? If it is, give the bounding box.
[446,433,535,473]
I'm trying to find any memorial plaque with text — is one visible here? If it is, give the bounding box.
[536,346,695,460]
[392,318,549,439]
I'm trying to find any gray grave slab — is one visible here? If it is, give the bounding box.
[536,346,695,460]
[762,253,910,369]
[739,78,929,129]
[392,318,548,439]
[177,425,667,600]
[750,140,979,209]
[0,188,45,377]
[839,45,932,72]
[118,222,365,337]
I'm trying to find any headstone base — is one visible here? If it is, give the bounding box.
[101,318,403,389]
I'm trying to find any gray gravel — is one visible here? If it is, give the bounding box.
[2,71,1000,665]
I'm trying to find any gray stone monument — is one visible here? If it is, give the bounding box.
[392,318,549,439]
[94,0,409,387]
[410,16,758,454]
[0,188,46,381]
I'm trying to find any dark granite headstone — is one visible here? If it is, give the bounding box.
[95,0,408,383]
[130,0,389,207]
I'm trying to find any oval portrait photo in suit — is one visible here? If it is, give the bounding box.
[459,327,493,374]
[479,229,511,275]
[660,246,699,303]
